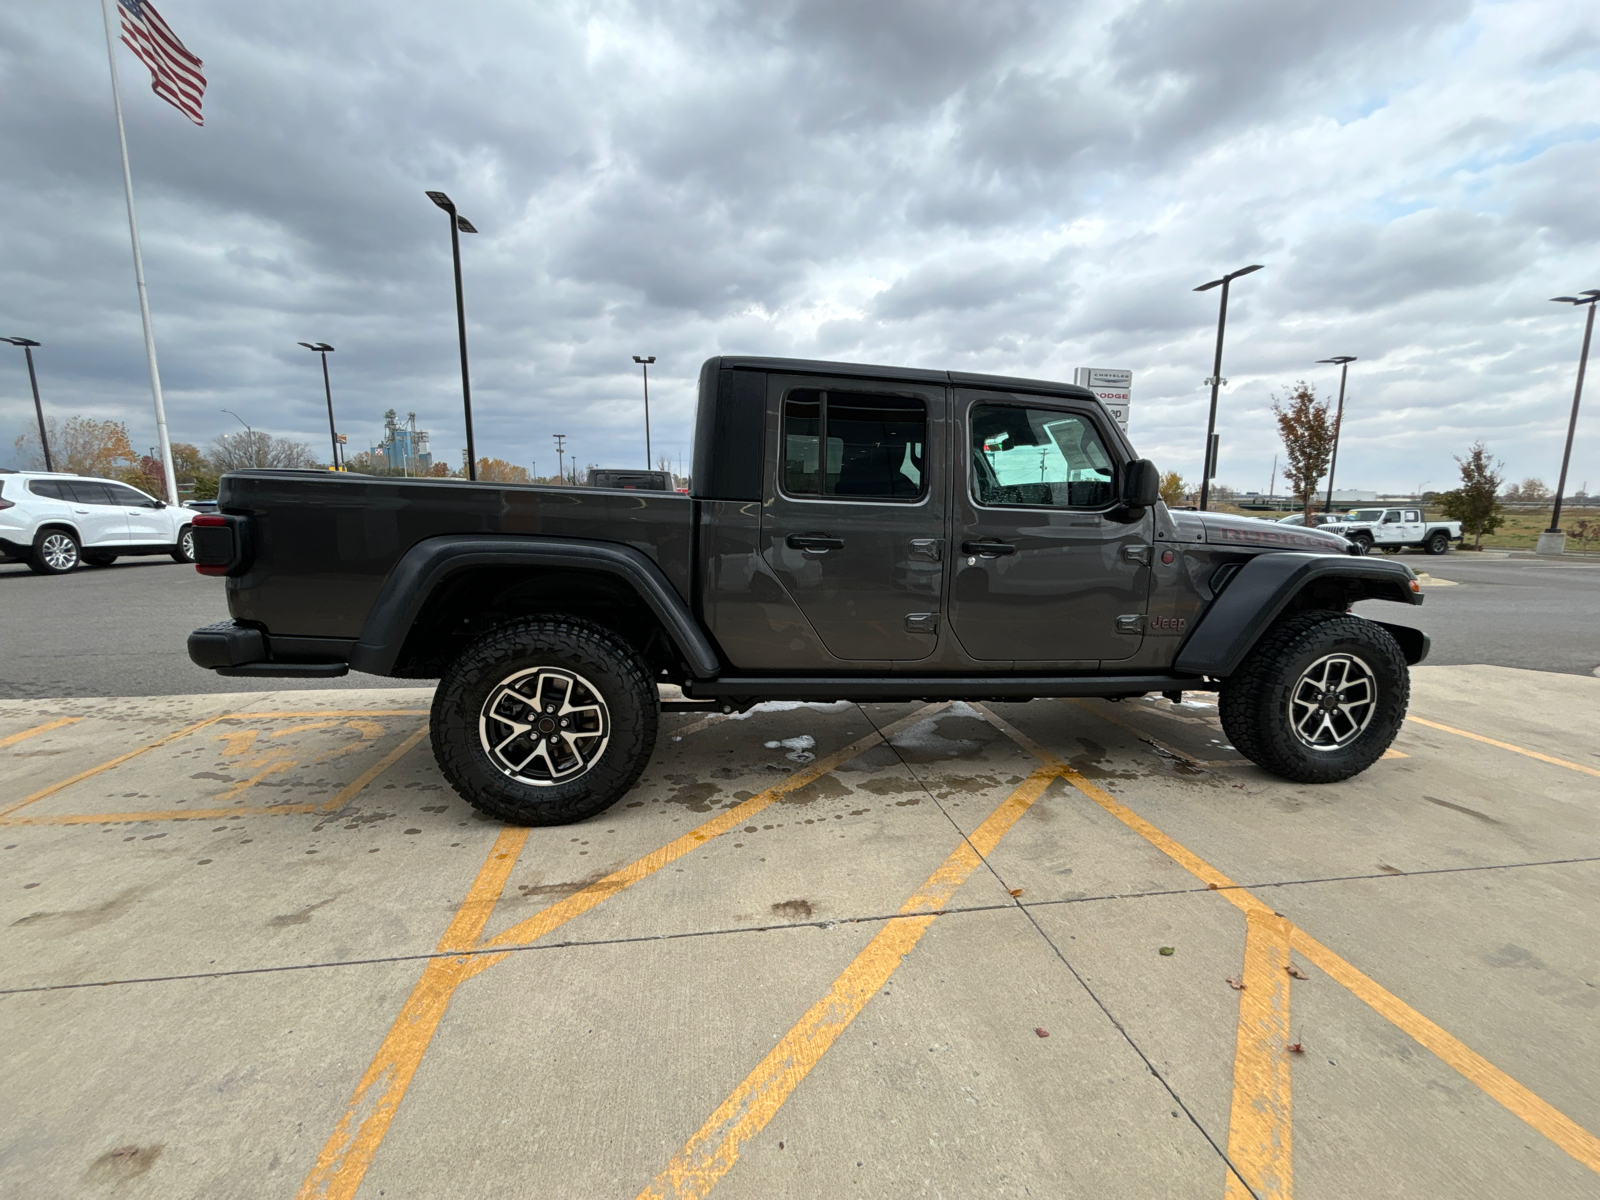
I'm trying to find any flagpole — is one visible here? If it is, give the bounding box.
[100,0,179,506]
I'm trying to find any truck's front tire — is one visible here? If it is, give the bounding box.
[1348,532,1373,555]
[1219,611,1408,784]
[431,617,658,825]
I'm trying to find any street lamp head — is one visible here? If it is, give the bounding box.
[1317,356,1357,364]
[1551,292,1600,305]
[298,342,335,352]
[633,355,655,364]
[1194,264,1264,292]
[1,336,40,348]
[455,215,477,234]
[425,190,456,214]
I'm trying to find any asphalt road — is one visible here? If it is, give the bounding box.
[2,551,1596,700]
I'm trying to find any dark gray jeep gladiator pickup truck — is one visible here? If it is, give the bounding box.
[188,355,1426,825]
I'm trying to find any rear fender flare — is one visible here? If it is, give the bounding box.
[1173,552,1422,678]
[348,535,721,678]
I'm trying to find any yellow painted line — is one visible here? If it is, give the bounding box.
[0,717,81,749]
[0,715,225,819]
[3,724,428,827]
[296,826,530,1200]
[638,765,1061,1200]
[974,705,1600,1178]
[299,704,948,1200]
[215,757,298,803]
[1225,909,1295,1200]
[1407,715,1600,779]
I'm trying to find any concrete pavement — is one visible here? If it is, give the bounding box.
[3,667,1598,1198]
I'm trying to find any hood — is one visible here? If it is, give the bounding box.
[1197,512,1351,554]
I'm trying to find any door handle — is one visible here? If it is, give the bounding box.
[73,507,91,514]
[961,540,1016,557]
[786,533,844,552]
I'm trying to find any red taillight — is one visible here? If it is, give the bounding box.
[193,514,226,527]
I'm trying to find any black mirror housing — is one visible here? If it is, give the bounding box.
[1123,459,1160,509]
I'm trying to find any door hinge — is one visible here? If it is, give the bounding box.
[904,613,940,634]
[1123,544,1152,565]
[1115,614,1144,634]
[909,538,942,562]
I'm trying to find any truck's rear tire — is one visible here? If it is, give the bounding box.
[1425,531,1449,555]
[1219,611,1408,784]
[431,617,658,825]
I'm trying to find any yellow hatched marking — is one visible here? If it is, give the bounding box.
[0,717,81,749]
[973,704,1600,1179]
[0,716,226,820]
[1407,715,1600,778]
[228,709,431,719]
[637,766,1061,1200]
[298,705,948,1200]
[1225,909,1295,1200]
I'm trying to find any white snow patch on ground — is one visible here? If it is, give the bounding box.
[728,701,854,720]
[763,734,817,763]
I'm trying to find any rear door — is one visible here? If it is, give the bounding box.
[760,375,945,661]
[1396,508,1424,543]
[60,481,130,547]
[949,391,1151,664]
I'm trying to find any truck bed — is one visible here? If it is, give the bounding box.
[218,471,693,641]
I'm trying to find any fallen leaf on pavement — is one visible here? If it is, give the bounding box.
[1287,1040,1305,1055]
[1035,1027,1050,1038]
[1286,965,1309,980]
[1008,888,1023,897]
[1159,946,1175,956]
[1226,977,1246,990]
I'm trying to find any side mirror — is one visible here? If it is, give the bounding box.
[1123,459,1160,509]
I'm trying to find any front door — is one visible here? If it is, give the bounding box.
[948,392,1151,664]
[106,481,170,543]
[760,375,945,661]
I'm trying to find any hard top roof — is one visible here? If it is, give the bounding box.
[709,356,1097,400]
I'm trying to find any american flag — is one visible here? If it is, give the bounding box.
[117,0,206,126]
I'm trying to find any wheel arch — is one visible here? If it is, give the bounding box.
[1173,552,1423,678]
[348,535,723,681]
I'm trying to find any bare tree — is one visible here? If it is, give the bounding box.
[1272,381,1337,523]
[207,432,321,471]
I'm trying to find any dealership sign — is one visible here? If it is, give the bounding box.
[1073,368,1132,431]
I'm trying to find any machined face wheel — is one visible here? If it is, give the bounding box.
[1289,652,1377,751]
[180,528,195,560]
[40,533,79,571]
[477,666,610,786]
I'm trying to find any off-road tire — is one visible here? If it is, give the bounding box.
[171,525,196,563]
[1425,531,1449,555]
[1219,610,1408,784]
[1349,532,1373,556]
[28,528,81,574]
[431,617,658,825]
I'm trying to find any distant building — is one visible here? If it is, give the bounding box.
[374,410,432,474]
[1330,488,1377,503]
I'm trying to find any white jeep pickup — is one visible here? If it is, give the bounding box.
[1317,507,1462,556]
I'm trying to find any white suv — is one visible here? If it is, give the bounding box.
[0,470,196,575]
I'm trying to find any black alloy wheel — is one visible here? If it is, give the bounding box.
[1348,531,1374,555]
[1219,610,1408,784]
[28,529,81,575]
[431,617,658,825]
[1425,531,1449,555]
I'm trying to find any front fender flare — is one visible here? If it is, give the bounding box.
[347,535,721,678]
[1173,552,1421,678]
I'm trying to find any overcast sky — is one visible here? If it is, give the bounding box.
[2,0,1597,493]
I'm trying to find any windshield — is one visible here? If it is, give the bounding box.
[1345,509,1384,522]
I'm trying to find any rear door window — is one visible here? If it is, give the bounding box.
[969,405,1115,509]
[66,481,117,505]
[781,389,925,501]
[28,479,69,501]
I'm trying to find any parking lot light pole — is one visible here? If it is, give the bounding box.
[1545,291,1600,546]
[633,355,655,468]
[425,191,480,481]
[553,433,567,485]
[1317,356,1357,513]
[222,409,259,467]
[1,336,52,472]
[1193,264,1263,511]
[297,342,340,468]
